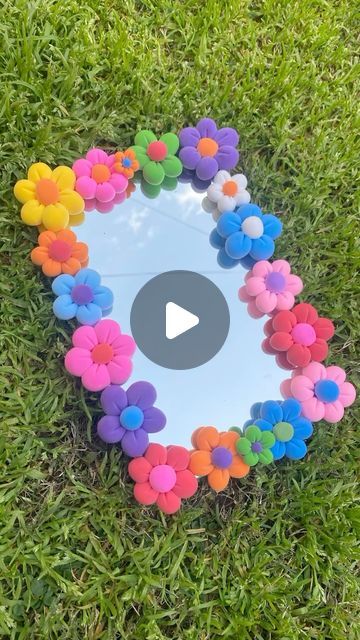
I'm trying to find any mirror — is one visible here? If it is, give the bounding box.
[75,181,286,447]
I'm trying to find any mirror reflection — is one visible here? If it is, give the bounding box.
[75,182,286,447]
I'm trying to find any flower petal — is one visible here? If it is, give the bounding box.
[250,235,275,261]
[134,482,158,506]
[156,491,181,514]
[292,417,313,440]
[145,443,167,467]
[285,274,303,295]
[196,118,217,138]
[196,156,218,181]
[42,203,69,232]
[172,469,198,498]
[161,155,182,178]
[107,356,133,385]
[226,232,252,259]
[97,415,125,443]
[214,146,239,171]
[271,440,286,460]
[301,362,326,383]
[14,179,36,203]
[179,147,201,170]
[270,331,294,351]
[65,347,92,376]
[293,303,318,326]
[308,339,328,363]
[258,449,273,464]
[189,450,213,476]
[272,259,291,276]
[53,295,78,320]
[52,166,76,190]
[301,397,325,421]
[214,127,239,147]
[21,200,44,226]
[95,182,116,203]
[135,130,157,148]
[121,429,149,457]
[262,214,282,239]
[28,162,52,182]
[287,343,311,368]
[72,158,92,178]
[217,212,241,238]
[193,426,219,451]
[160,132,179,155]
[93,319,119,345]
[256,290,277,314]
[275,291,295,311]
[246,276,266,296]
[142,407,166,433]
[166,445,190,471]
[76,303,102,326]
[281,398,302,422]
[143,161,165,186]
[73,324,97,349]
[338,381,356,407]
[52,273,74,296]
[100,384,127,415]
[290,375,315,401]
[285,439,307,460]
[207,468,229,492]
[179,127,200,147]
[228,455,249,478]
[82,363,110,391]
[128,457,152,483]
[260,400,283,425]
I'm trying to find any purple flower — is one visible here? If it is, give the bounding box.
[97,381,166,457]
[179,118,239,182]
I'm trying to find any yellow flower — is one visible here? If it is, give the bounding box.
[14,162,85,232]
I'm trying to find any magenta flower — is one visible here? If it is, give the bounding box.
[73,148,128,204]
[179,118,239,182]
[281,362,356,423]
[65,319,136,392]
[238,259,303,318]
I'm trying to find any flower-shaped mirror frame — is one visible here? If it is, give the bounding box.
[13,118,356,515]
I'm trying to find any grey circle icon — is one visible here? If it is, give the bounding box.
[130,270,230,370]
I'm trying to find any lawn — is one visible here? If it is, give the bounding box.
[0,0,359,638]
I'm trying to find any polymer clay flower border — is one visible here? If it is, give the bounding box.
[14,118,356,515]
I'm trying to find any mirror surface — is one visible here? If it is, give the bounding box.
[75,182,286,447]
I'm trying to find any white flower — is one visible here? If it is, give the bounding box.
[206,170,251,213]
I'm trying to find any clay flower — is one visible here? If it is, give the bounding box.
[52,268,113,325]
[31,229,88,277]
[233,425,275,466]
[72,148,128,204]
[281,362,356,423]
[97,382,166,457]
[189,427,249,492]
[65,319,135,392]
[130,130,182,186]
[14,162,84,231]
[262,303,335,369]
[210,203,282,269]
[244,399,313,460]
[179,118,239,181]
[113,149,139,179]
[128,443,198,514]
[206,170,250,214]
[238,260,303,318]
[84,191,127,214]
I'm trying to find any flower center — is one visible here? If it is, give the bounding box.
[222,180,238,196]
[147,140,167,162]
[35,178,59,205]
[149,464,176,492]
[314,379,340,403]
[197,137,219,157]
[119,405,144,430]
[211,446,232,469]
[91,343,113,364]
[273,421,294,442]
[241,216,264,239]
[48,239,72,262]
[291,323,316,346]
[266,271,286,293]
[251,441,263,453]
[91,163,111,183]
[71,284,94,305]
[122,157,132,168]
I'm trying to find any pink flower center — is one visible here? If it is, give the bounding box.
[48,239,72,262]
[291,323,316,346]
[147,141,167,162]
[71,284,94,305]
[91,343,113,364]
[149,464,176,492]
[91,163,111,184]
[266,271,286,293]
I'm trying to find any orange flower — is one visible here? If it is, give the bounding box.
[189,427,249,492]
[113,149,139,179]
[31,229,88,277]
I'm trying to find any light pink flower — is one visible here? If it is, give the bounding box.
[280,362,356,423]
[65,319,136,392]
[238,259,303,318]
[73,148,128,204]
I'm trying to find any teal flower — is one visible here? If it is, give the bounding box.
[130,130,182,186]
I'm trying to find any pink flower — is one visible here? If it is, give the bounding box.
[128,443,198,514]
[238,260,303,318]
[72,148,128,204]
[65,319,136,392]
[84,190,127,214]
[281,362,356,423]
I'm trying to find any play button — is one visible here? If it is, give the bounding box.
[166,302,199,340]
[130,270,230,370]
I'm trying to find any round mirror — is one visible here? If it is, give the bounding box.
[75,182,286,448]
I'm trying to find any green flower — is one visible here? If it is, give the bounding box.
[130,130,183,186]
[235,425,275,466]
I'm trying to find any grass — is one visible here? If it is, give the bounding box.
[0,0,359,637]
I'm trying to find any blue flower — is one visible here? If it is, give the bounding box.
[210,203,282,269]
[244,399,313,460]
[52,268,113,325]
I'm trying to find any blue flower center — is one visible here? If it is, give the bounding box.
[122,157,132,168]
[211,446,232,469]
[314,380,339,403]
[71,284,94,305]
[119,405,144,430]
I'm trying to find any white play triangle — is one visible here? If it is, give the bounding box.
[165,302,199,340]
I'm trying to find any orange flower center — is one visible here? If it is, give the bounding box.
[35,179,59,205]
[91,343,113,364]
[197,137,219,157]
[48,239,72,262]
[222,180,238,196]
[91,163,111,184]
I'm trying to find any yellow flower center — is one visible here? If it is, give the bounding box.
[35,179,60,205]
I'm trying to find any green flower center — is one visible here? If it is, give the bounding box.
[273,421,294,442]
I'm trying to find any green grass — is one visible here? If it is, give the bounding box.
[0,0,359,637]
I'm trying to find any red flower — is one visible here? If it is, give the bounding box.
[262,302,334,369]
[128,443,198,514]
